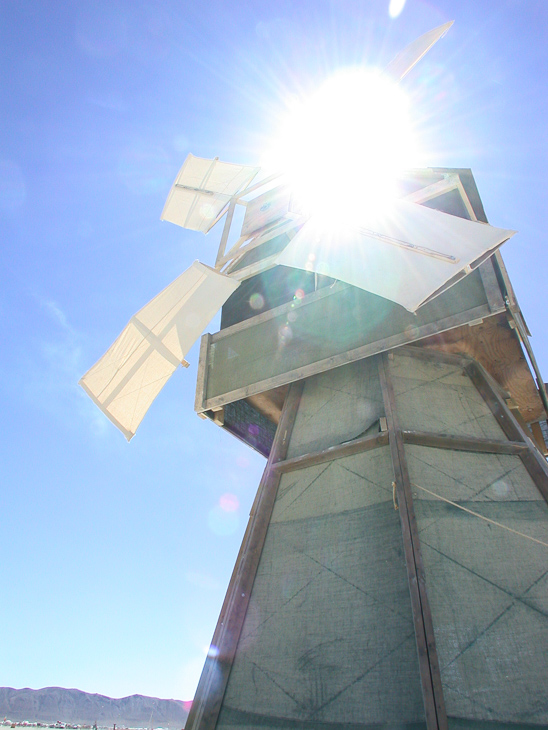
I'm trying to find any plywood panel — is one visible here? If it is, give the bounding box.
[420,314,545,422]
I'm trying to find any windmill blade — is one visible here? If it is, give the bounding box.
[161,154,260,233]
[384,21,454,82]
[79,261,240,440]
[274,200,515,312]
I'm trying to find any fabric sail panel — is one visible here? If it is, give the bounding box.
[161,154,260,232]
[275,199,515,312]
[384,21,454,82]
[79,261,240,440]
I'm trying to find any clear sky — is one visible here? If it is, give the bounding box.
[1,0,547,704]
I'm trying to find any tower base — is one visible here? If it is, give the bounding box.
[187,347,548,730]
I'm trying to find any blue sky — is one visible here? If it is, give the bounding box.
[1,0,547,703]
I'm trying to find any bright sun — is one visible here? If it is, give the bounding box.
[265,68,421,226]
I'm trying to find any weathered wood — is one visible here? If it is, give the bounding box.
[506,397,536,437]
[404,175,459,205]
[402,430,528,455]
[379,354,448,730]
[185,382,304,730]
[221,218,299,270]
[510,307,548,418]
[520,451,548,503]
[466,360,548,504]
[215,199,237,267]
[420,313,545,422]
[454,175,478,221]
[273,430,389,473]
[246,386,288,426]
[430,168,487,223]
[531,421,548,456]
[212,408,224,426]
[494,250,518,308]
[465,361,525,443]
[400,344,471,368]
[194,333,211,413]
[217,233,249,269]
[478,256,506,313]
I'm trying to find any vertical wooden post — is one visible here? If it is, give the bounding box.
[185,381,304,730]
[379,353,448,730]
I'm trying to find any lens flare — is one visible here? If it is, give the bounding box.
[219,493,239,512]
[389,0,407,19]
[249,292,265,310]
[278,324,293,346]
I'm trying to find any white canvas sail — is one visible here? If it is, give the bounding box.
[384,21,454,82]
[161,154,259,233]
[79,261,239,440]
[275,200,515,312]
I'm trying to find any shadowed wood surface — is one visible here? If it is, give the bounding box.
[420,314,544,422]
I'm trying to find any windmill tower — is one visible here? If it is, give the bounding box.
[80,24,548,730]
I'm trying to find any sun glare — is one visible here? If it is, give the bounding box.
[264,69,420,227]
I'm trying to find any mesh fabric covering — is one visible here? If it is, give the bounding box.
[216,361,426,728]
[391,352,548,728]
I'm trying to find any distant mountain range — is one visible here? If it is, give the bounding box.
[0,688,189,729]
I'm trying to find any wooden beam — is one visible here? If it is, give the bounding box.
[235,171,283,199]
[185,381,304,730]
[530,421,548,457]
[478,256,505,313]
[466,360,548,504]
[246,387,288,426]
[194,333,211,413]
[404,175,459,205]
[453,175,478,222]
[465,361,526,443]
[402,430,528,455]
[379,354,448,730]
[220,217,300,270]
[520,451,548,504]
[214,199,237,268]
[494,250,518,308]
[216,233,249,269]
[509,307,548,418]
[273,430,389,473]
[399,344,471,368]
